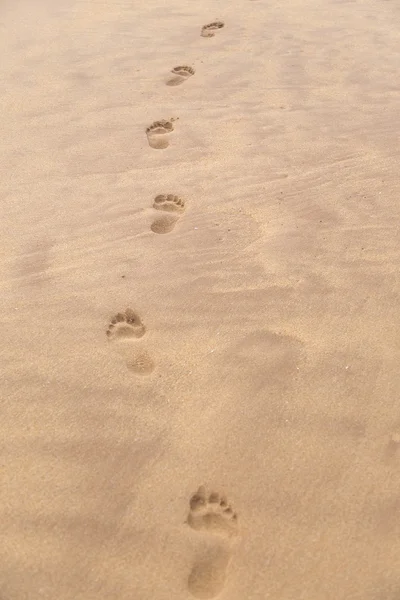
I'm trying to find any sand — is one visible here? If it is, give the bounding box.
[1,0,400,598]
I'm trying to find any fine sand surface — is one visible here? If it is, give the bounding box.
[1,0,400,598]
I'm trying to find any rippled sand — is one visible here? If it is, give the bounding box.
[1,0,400,598]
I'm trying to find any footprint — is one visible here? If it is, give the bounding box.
[166,65,195,87]
[106,309,145,339]
[106,309,154,375]
[153,194,185,213]
[146,119,175,150]
[125,351,155,375]
[151,215,179,234]
[201,22,225,38]
[150,195,186,235]
[187,486,238,599]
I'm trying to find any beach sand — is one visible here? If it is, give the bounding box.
[1,0,400,598]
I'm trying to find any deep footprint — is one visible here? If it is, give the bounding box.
[201,22,225,38]
[166,65,195,87]
[187,486,238,599]
[146,119,175,150]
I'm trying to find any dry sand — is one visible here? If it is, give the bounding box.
[1,0,400,598]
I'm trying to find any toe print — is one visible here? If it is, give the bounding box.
[188,486,238,537]
[153,194,185,213]
[166,65,195,87]
[201,22,225,38]
[186,486,239,599]
[153,194,185,212]
[106,309,145,340]
[146,119,176,150]
[150,195,186,235]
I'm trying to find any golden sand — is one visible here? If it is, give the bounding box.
[1,0,400,598]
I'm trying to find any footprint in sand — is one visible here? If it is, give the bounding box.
[150,194,186,235]
[106,309,154,374]
[186,486,238,599]
[201,22,225,38]
[146,119,176,150]
[166,65,195,87]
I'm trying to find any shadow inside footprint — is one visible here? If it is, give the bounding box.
[146,119,175,150]
[166,65,195,87]
[187,486,238,599]
[201,22,225,37]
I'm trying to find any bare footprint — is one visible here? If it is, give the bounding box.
[187,486,238,599]
[166,65,195,87]
[125,351,155,374]
[151,215,179,234]
[150,195,186,235]
[201,22,225,38]
[153,194,185,213]
[106,309,154,375]
[146,119,175,150]
[106,309,145,339]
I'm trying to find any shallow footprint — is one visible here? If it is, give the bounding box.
[106,309,154,375]
[150,195,186,234]
[188,548,232,600]
[146,119,175,150]
[187,486,238,599]
[166,65,195,87]
[125,351,155,374]
[151,215,179,234]
[201,22,225,38]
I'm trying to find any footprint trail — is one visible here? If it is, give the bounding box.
[187,486,239,599]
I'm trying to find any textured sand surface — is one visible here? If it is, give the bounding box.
[1,0,400,598]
